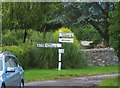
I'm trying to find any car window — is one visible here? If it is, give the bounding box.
[0,60,3,71]
[9,57,18,67]
[5,57,11,68]
[5,56,18,68]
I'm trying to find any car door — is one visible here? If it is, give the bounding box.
[4,56,15,86]
[5,56,21,86]
[10,56,22,86]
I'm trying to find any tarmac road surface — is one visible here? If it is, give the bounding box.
[25,73,119,87]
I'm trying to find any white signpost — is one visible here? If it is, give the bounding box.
[57,31,74,70]
[58,49,64,53]
[59,38,74,43]
[37,30,74,70]
[37,43,62,48]
[58,49,64,70]
[59,33,74,37]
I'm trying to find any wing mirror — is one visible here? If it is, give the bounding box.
[6,67,15,72]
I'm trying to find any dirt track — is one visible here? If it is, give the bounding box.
[25,73,119,87]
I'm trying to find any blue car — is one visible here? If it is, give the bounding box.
[0,51,24,88]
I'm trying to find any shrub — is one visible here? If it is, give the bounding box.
[2,45,30,69]
[2,27,87,69]
[2,30,18,46]
[54,27,86,68]
[2,29,25,46]
[30,27,87,69]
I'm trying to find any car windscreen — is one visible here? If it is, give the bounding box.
[0,60,3,71]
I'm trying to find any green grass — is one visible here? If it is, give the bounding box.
[24,66,118,82]
[98,77,119,86]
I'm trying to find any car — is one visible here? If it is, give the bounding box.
[0,51,24,88]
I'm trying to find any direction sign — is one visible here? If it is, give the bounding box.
[59,33,74,37]
[58,49,64,53]
[37,43,62,48]
[59,38,74,43]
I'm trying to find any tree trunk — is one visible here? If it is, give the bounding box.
[102,18,110,47]
[102,37,109,47]
[102,29,109,47]
[89,3,110,47]
[88,19,110,47]
[23,29,27,43]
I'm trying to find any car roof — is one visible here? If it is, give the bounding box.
[0,51,3,57]
[0,51,16,58]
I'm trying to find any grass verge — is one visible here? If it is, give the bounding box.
[97,76,119,86]
[24,66,118,82]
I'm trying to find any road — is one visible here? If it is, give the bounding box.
[25,73,119,87]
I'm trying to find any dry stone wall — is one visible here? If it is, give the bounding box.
[81,48,118,66]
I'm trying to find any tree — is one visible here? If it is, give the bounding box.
[55,2,114,47]
[2,2,57,43]
[109,2,120,59]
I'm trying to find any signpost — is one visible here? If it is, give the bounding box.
[58,49,64,53]
[58,49,64,70]
[37,30,74,70]
[59,33,74,37]
[59,38,74,43]
[37,43,62,48]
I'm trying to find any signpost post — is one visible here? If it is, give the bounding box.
[57,30,74,70]
[37,30,74,70]
[58,49,64,70]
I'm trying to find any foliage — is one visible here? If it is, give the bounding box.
[2,2,116,46]
[2,26,101,48]
[54,27,86,68]
[2,2,58,43]
[2,28,86,69]
[2,29,41,46]
[55,2,115,47]
[109,2,120,59]
[2,2,56,30]
[2,29,23,46]
[2,45,31,69]
[71,25,101,43]
[30,27,86,69]
[2,30,18,45]
[1,2,119,69]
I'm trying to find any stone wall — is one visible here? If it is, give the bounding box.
[81,48,118,66]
